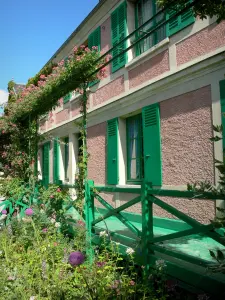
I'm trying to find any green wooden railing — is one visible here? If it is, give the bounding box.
[85,180,225,269]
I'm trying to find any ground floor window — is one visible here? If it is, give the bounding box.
[126,114,144,183]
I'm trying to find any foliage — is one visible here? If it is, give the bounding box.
[3,46,108,124]
[0,212,170,300]
[26,62,57,88]
[0,178,25,199]
[0,119,40,181]
[7,81,16,105]
[157,0,225,23]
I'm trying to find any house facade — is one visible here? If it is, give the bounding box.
[38,0,225,224]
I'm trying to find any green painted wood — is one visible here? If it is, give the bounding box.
[85,180,95,262]
[148,188,224,200]
[149,195,225,246]
[88,26,101,87]
[42,142,50,188]
[107,118,119,185]
[166,1,195,36]
[93,185,141,193]
[53,138,60,184]
[142,103,162,186]
[92,195,141,225]
[64,137,69,180]
[111,1,127,73]
[94,193,142,237]
[88,26,101,52]
[220,79,225,151]
[141,181,153,273]
[149,244,211,268]
[149,224,214,243]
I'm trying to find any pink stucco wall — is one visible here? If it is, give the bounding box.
[129,50,169,89]
[92,75,125,107]
[177,21,225,65]
[159,85,214,224]
[153,197,215,224]
[71,97,90,118]
[161,85,214,186]
[87,122,106,184]
[101,17,111,76]
[55,109,70,124]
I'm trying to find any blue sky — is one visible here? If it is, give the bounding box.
[0,0,99,92]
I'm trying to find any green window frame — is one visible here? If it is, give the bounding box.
[135,0,166,56]
[64,137,69,180]
[166,0,195,37]
[126,114,144,184]
[111,1,127,73]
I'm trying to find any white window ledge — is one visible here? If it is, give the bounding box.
[125,37,170,70]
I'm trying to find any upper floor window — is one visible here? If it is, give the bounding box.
[135,0,166,56]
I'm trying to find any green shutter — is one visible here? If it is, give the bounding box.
[63,92,72,104]
[142,103,162,186]
[220,80,225,151]
[166,1,194,36]
[88,26,101,51]
[88,26,101,86]
[42,142,50,188]
[64,137,69,179]
[53,138,60,184]
[107,118,119,184]
[111,1,127,73]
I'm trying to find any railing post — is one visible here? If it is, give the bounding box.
[85,179,95,263]
[141,181,153,273]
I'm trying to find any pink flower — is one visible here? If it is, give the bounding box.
[50,195,54,199]
[42,228,48,233]
[1,210,7,215]
[25,208,33,216]
[40,74,46,79]
[85,47,90,52]
[73,46,78,52]
[130,280,135,286]
[80,45,86,49]
[57,188,61,193]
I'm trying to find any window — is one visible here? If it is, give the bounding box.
[107,103,162,186]
[135,0,166,56]
[126,114,144,183]
[64,137,69,180]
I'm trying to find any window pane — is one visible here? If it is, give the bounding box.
[127,114,143,181]
[136,0,166,56]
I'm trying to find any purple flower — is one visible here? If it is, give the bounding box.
[68,251,85,266]
[42,228,48,233]
[1,210,7,215]
[25,208,33,216]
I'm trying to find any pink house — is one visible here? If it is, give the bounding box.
[38,0,225,224]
